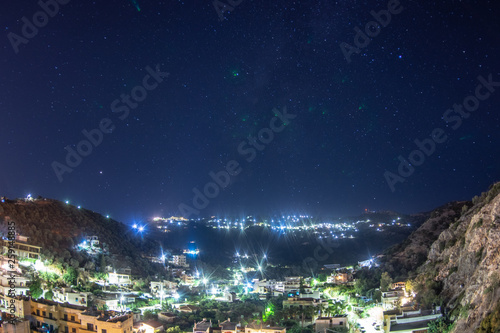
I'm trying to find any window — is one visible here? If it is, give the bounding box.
[43,311,46,317]
[71,316,75,322]
[37,309,40,316]
[102,329,107,333]
[49,313,53,319]
[339,321,343,325]
[76,298,79,302]
[72,328,76,333]
[64,314,68,321]
[87,324,94,331]
[37,321,40,327]
[65,327,69,333]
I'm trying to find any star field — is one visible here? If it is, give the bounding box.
[1,0,499,222]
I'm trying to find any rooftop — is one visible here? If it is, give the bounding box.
[389,319,435,332]
[142,320,164,328]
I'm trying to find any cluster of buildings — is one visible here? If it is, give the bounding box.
[0,296,133,333]
[377,283,442,333]
[191,318,288,333]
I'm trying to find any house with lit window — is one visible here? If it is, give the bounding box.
[79,310,134,333]
[93,295,120,311]
[315,316,348,333]
[150,280,177,297]
[381,290,406,310]
[283,277,302,293]
[171,255,187,267]
[2,235,41,260]
[0,273,29,296]
[53,288,90,307]
[108,272,131,286]
[29,298,87,333]
[0,295,31,319]
[85,236,100,247]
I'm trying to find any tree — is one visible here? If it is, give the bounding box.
[427,317,453,333]
[63,267,77,285]
[298,306,315,327]
[380,272,393,292]
[299,278,306,294]
[405,279,415,295]
[45,289,54,300]
[97,304,109,311]
[29,277,43,299]
[166,327,182,333]
[143,310,157,321]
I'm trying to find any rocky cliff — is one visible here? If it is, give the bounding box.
[416,182,500,332]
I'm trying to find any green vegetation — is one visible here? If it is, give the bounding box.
[427,317,454,333]
[484,273,500,295]
[165,327,183,333]
[44,289,54,300]
[355,268,381,295]
[414,277,443,309]
[29,276,43,299]
[380,271,393,292]
[476,248,484,263]
[476,302,500,332]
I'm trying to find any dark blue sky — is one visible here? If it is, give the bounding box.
[1,0,499,223]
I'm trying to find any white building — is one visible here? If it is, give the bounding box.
[315,316,348,333]
[85,236,99,247]
[150,280,177,297]
[0,274,30,296]
[94,295,120,310]
[53,288,90,306]
[284,276,302,293]
[108,272,131,286]
[171,255,187,267]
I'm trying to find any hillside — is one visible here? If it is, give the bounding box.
[414,182,500,332]
[0,198,161,277]
[381,201,468,280]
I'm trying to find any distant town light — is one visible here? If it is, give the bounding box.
[138,226,144,232]
[65,200,69,204]
[77,206,81,209]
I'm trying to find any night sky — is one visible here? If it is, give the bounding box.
[1,0,499,223]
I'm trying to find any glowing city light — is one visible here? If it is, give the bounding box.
[132,224,138,229]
